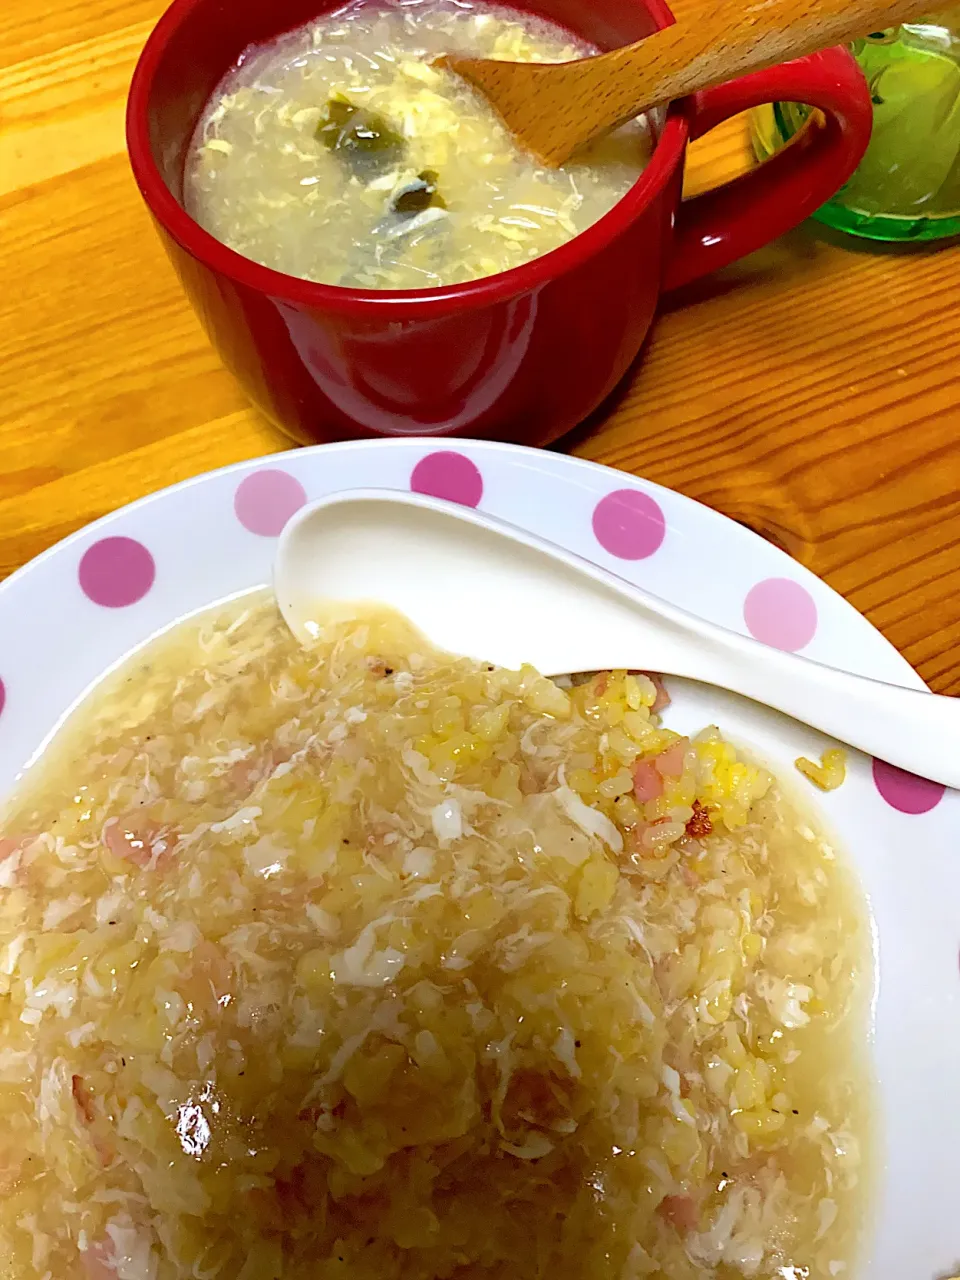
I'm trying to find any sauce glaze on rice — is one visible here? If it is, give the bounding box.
[0,597,869,1279]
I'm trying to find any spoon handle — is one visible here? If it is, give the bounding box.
[607,0,936,115]
[276,490,960,791]
[495,539,959,788]
[443,0,936,165]
[603,587,959,789]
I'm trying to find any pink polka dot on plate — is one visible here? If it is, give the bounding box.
[592,489,666,560]
[234,469,308,537]
[0,679,6,718]
[872,759,945,814]
[743,577,818,652]
[79,537,155,608]
[410,452,483,508]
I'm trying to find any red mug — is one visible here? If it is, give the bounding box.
[127,0,872,448]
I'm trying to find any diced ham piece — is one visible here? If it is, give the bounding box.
[82,1242,117,1279]
[648,674,670,714]
[519,769,541,796]
[102,816,176,868]
[629,822,651,852]
[658,1194,698,1231]
[680,863,699,889]
[72,1075,115,1167]
[72,1074,96,1126]
[0,838,21,888]
[0,834,36,884]
[228,746,293,797]
[228,756,261,796]
[630,817,677,856]
[655,740,687,779]
[632,761,663,803]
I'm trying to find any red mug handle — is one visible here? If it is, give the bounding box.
[664,47,872,292]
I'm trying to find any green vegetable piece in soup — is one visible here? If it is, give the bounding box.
[317,97,406,178]
[392,169,447,216]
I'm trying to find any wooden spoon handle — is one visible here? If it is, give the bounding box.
[443,0,936,165]
[618,0,935,106]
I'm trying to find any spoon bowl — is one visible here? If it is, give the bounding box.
[274,489,960,789]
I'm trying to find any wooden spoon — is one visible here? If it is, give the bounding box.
[438,0,937,167]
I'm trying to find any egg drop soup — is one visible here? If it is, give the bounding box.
[184,0,653,289]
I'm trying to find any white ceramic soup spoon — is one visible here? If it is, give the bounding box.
[274,489,960,789]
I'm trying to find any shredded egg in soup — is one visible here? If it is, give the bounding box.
[0,597,870,1279]
[184,0,653,289]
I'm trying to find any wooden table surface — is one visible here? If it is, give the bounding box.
[2,0,959,692]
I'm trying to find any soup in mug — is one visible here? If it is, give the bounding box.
[184,0,652,289]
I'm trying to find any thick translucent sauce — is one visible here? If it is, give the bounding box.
[0,597,870,1279]
[184,0,652,289]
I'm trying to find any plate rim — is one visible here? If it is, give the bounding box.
[0,437,954,1279]
[0,437,926,692]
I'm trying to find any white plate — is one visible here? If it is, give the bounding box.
[0,439,955,1279]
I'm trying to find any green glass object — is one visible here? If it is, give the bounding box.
[752,14,960,242]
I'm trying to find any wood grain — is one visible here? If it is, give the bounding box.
[1,0,958,691]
